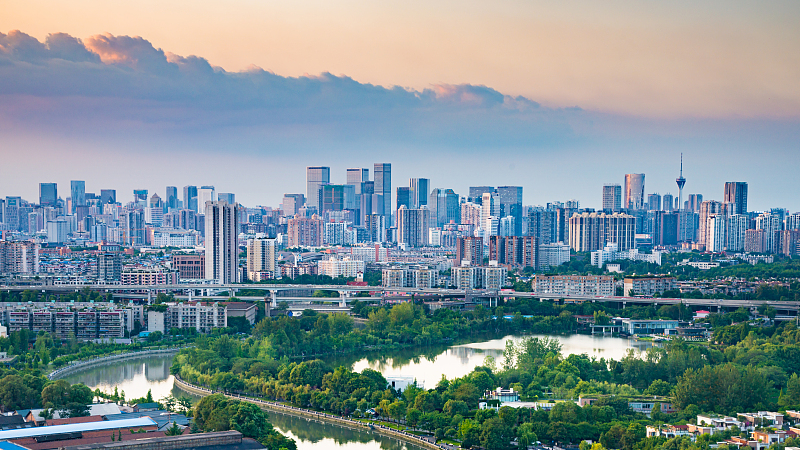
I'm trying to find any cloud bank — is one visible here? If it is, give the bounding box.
[0,30,583,148]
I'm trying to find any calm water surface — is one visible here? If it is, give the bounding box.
[63,334,649,449]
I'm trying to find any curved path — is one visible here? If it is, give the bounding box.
[173,375,455,450]
[48,346,188,380]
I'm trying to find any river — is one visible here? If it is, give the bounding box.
[62,334,650,450]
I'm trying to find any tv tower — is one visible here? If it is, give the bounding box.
[676,153,686,211]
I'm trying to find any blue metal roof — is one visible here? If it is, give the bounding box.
[0,417,156,440]
[0,441,30,450]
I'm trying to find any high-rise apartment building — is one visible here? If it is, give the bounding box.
[602,184,622,211]
[724,182,748,215]
[528,209,556,244]
[787,213,800,231]
[0,240,39,274]
[198,186,215,208]
[205,201,239,284]
[306,166,331,212]
[121,209,146,246]
[39,183,57,207]
[133,189,148,203]
[697,200,723,249]
[287,214,323,247]
[96,246,122,282]
[373,163,392,218]
[705,214,727,252]
[726,214,749,252]
[496,186,523,236]
[568,212,636,252]
[396,206,429,248]
[456,236,484,266]
[624,174,645,210]
[166,186,179,210]
[247,235,278,281]
[755,212,781,254]
[410,178,430,209]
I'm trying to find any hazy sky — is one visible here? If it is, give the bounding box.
[1,1,799,210]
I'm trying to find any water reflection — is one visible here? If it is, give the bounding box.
[61,355,177,401]
[268,410,424,450]
[341,334,653,389]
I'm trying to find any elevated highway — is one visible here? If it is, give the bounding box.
[2,283,798,315]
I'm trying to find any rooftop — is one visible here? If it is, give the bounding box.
[0,417,156,440]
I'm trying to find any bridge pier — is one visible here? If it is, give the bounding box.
[269,290,278,308]
[338,291,349,308]
[147,290,152,305]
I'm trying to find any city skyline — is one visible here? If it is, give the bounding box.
[1,163,792,213]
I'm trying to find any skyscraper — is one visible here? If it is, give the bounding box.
[663,193,674,212]
[624,174,645,210]
[410,178,430,208]
[396,187,411,211]
[346,168,369,185]
[602,184,622,211]
[724,182,748,215]
[306,166,330,212]
[100,189,117,205]
[39,183,57,207]
[496,186,523,236]
[568,212,636,252]
[647,193,662,211]
[686,194,703,212]
[428,188,460,228]
[469,186,494,204]
[282,194,305,216]
[321,184,356,214]
[133,190,148,203]
[198,186,215,208]
[373,163,392,218]
[183,185,198,212]
[218,193,235,204]
[205,201,239,284]
[70,180,86,213]
[166,186,179,209]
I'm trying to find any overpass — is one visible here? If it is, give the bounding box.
[1,283,798,315]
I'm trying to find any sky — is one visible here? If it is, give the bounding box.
[1,1,799,211]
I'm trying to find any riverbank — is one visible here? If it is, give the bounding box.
[173,376,448,450]
[49,346,189,380]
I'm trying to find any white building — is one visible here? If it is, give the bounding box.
[706,214,727,252]
[452,263,506,290]
[165,302,227,333]
[205,201,239,284]
[590,243,662,268]
[247,235,278,281]
[0,240,39,274]
[756,212,781,254]
[150,228,200,247]
[538,243,570,270]
[317,256,365,278]
[499,216,515,237]
[46,219,68,244]
[323,222,349,246]
[727,214,749,252]
[350,245,389,263]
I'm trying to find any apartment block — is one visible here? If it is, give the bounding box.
[165,302,227,333]
[531,275,615,297]
[623,277,677,297]
[171,253,205,280]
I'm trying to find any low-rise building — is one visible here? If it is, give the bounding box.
[620,319,679,335]
[121,267,179,285]
[317,257,365,278]
[171,253,205,280]
[164,302,227,333]
[623,276,677,297]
